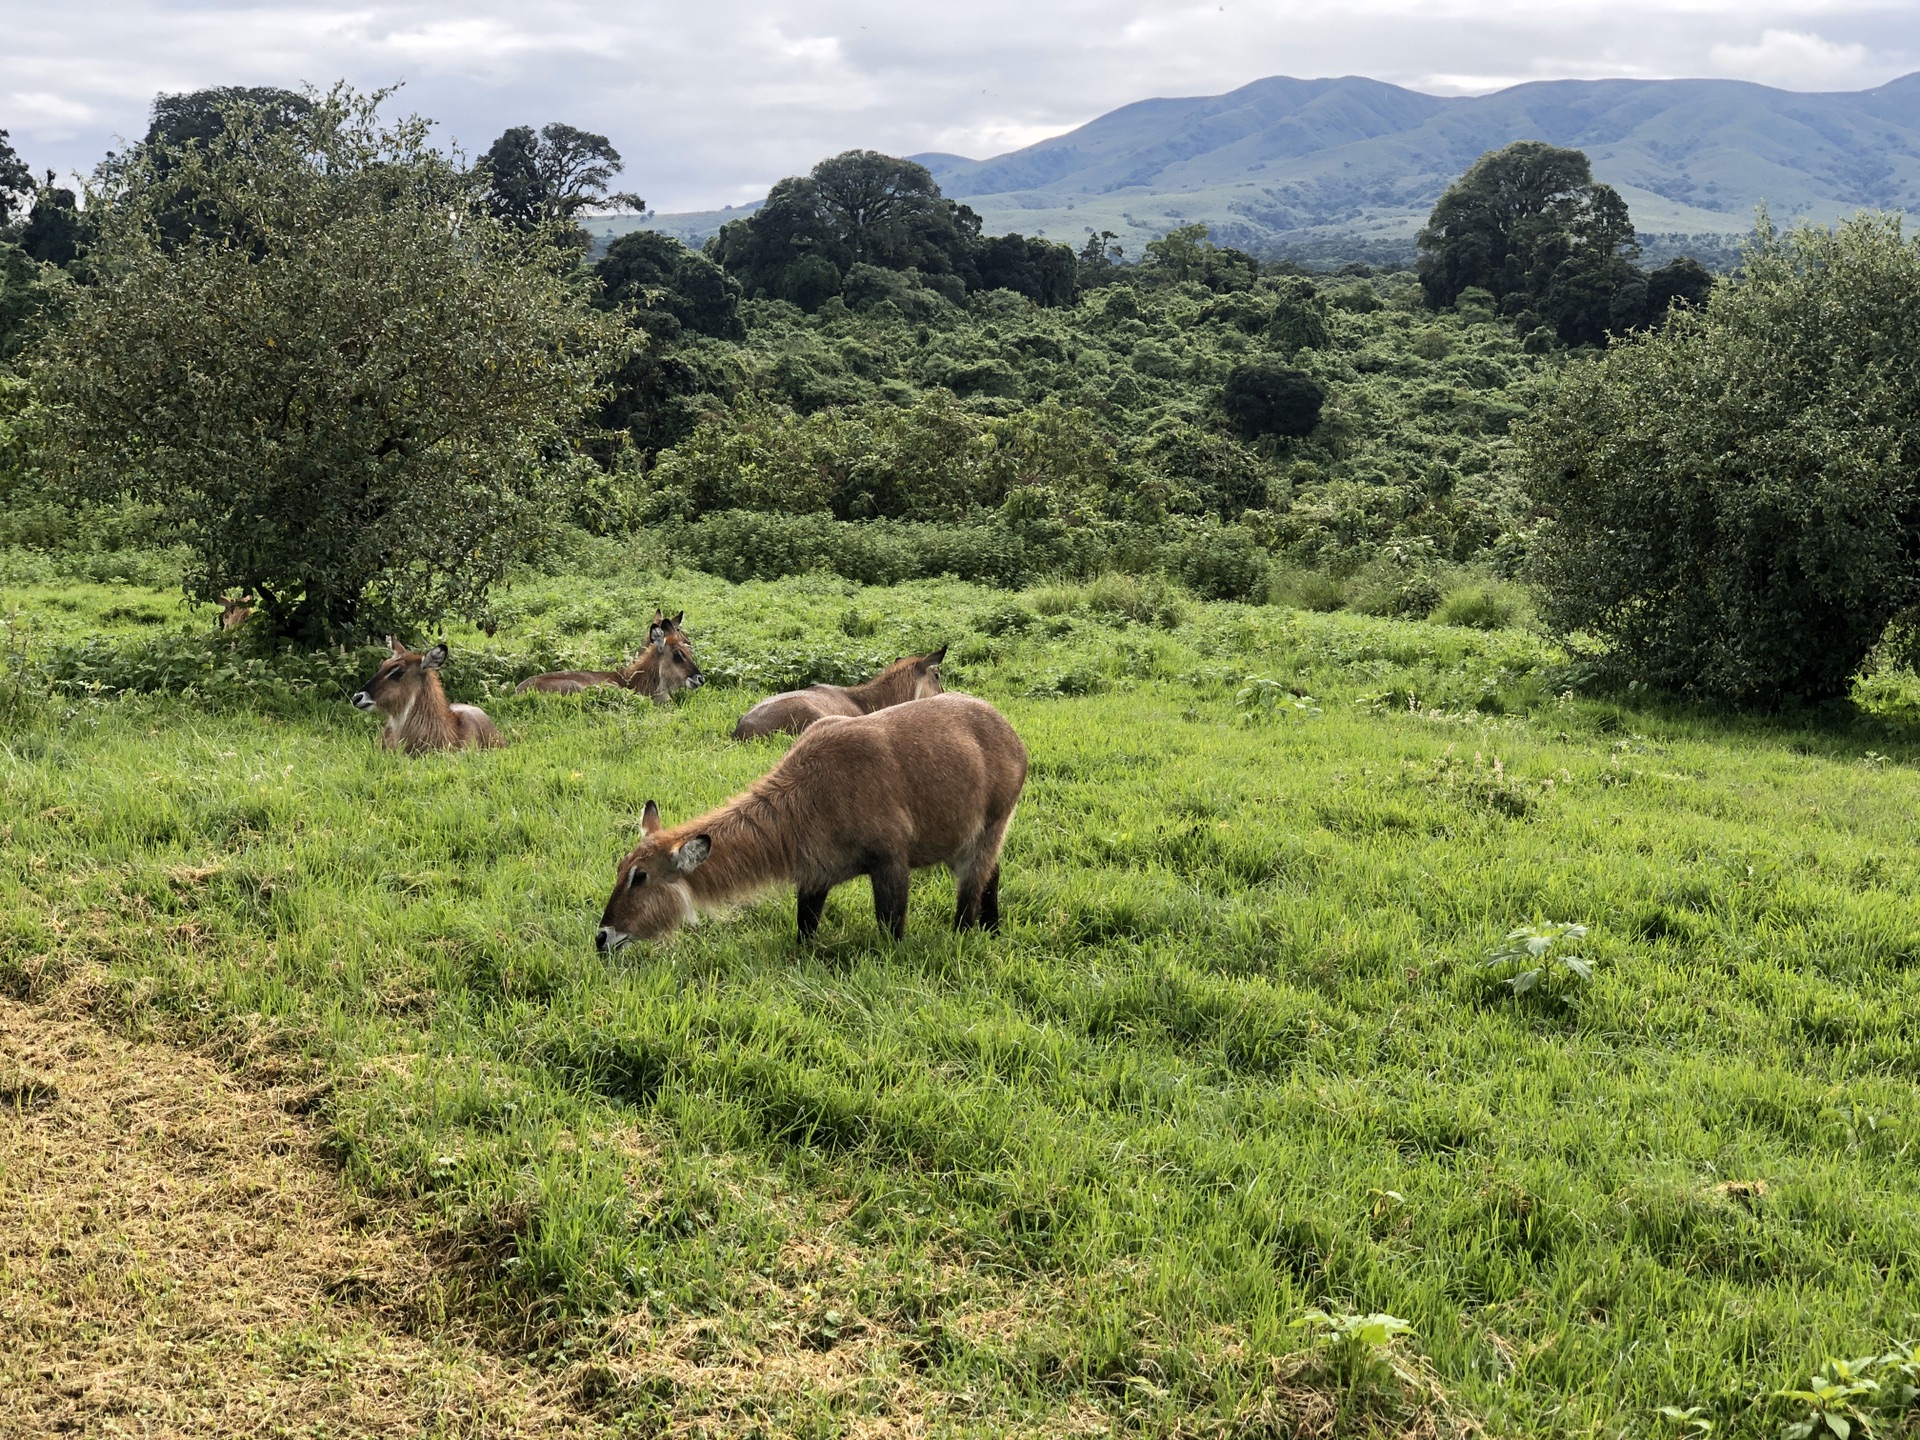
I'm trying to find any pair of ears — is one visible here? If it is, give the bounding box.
[386,636,449,668]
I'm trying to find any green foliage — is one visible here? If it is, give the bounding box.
[1526,214,1920,706]
[710,150,982,311]
[1433,578,1529,630]
[1774,1346,1920,1440]
[34,86,625,645]
[640,393,1116,524]
[479,122,641,236]
[1234,676,1320,723]
[0,241,64,364]
[1222,358,1324,440]
[1479,921,1593,1000]
[0,128,32,228]
[1416,141,1637,312]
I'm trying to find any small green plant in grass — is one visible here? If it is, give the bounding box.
[1236,676,1321,724]
[1291,1308,1415,1389]
[1659,1404,1713,1436]
[1479,921,1593,1001]
[1775,1345,1920,1439]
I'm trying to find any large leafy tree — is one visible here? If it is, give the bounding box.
[480,123,642,234]
[34,86,625,644]
[1525,215,1920,706]
[710,151,980,309]
[0,131,33,228]
[1417,142,1637,313]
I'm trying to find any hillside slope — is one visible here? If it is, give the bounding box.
[606,72,1920,262]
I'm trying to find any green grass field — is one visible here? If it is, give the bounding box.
[8,560,1920,1436]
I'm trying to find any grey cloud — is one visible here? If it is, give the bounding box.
[4,1,1914,210]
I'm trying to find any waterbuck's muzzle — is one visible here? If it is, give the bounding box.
[595,925,630,954]
[350,690,376,711]
[686,670,707,689]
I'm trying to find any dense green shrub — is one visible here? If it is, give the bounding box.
[1526,215,1920,705]
[1168,525,1269,602]
[666,511,1042,587]
[33,88,623,644]
[1222,360,1325,440]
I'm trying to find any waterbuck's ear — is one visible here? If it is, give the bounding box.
[387,635,407,657]
[925,643,948,665]
[641,800,662,834]
[669,834,711,873]
[669,611,684,630]
[423,643,449,670]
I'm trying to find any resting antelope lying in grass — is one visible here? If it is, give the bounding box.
[351,638,505,752]
[731,645,946,740]
[516,611,705,704]
[596,693,1026,949]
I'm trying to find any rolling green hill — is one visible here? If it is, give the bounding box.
[597,72,1920,264]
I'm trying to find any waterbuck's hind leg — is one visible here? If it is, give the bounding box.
[797,887,829,941]
[870,857,910,941]
[980,864,1002,932]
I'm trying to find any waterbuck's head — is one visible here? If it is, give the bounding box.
[351,636,448,718]
[627,613,704,705]
[218,593,255,631]
[908,644,947,700]
[596,800,709,950]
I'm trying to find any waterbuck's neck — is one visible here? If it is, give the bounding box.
[842,660,926,713]
[671,789,798,910]
[389,671,460,749]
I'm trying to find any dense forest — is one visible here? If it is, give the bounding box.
[4,83,1916,704]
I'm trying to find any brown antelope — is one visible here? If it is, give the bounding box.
[218,593,254,630]
[516,611,705,705]
[731,645,946,741]
[596,693,1026,949]
[352,638,505,752]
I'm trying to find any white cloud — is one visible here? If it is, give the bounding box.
[1,1,1915,207]
[1708,28,1878,88]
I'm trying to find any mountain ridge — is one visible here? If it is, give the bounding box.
[603,72,1920,262]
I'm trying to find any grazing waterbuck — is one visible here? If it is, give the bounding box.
[516,611,705,704]
[596,693,1026,949]
[731,645,946,740]
[351,638,505,752]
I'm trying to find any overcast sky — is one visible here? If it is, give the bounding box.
[5,1,1916,212]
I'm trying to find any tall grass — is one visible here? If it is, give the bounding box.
[6,562,1920,1434]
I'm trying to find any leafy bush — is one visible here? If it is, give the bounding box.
[1434,579,1529,630]
[1221,359,1325,440]
[640,393,1117,525]
[35,88,623,644]
[666,511,1044,587]
[1773,1345,1920,1440]
[1270,567,1346,612]
[1168,525,1268,602]
[30,630,561,711]
[1525,215,1920,706]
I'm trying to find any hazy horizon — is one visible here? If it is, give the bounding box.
[6,1,1916,212]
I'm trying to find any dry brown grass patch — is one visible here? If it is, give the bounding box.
[0,997,588,1438]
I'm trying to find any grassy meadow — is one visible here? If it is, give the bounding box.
[8,558,1920,1436]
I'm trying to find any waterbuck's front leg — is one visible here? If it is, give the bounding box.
[797,887,830,941]
[870,856,910,941]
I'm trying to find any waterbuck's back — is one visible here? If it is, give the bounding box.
[732,686,864,740]
[769,694,1027,872]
